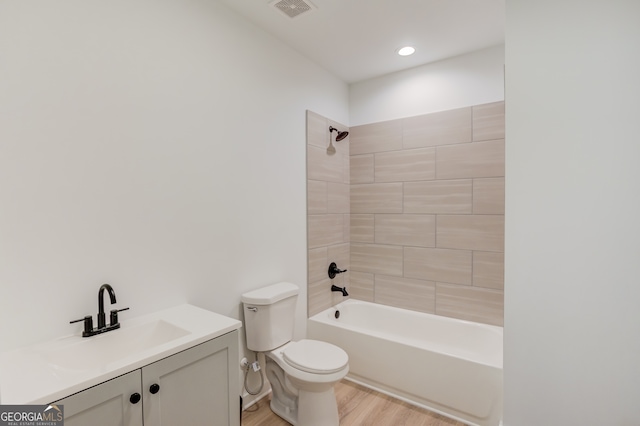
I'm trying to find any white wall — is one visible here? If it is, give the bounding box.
[0,0,347,368]
[349,45,504,126]
[504,1,640,424]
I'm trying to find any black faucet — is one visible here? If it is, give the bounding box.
[328,262,347,279]
[71,283,129,337]
[98,283,117,329]
[331,284,349,297]
[328,262,349,296]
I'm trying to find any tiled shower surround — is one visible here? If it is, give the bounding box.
[307,111,351,316]
[307,102,505,326]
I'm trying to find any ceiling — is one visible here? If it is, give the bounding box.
[216,0,505,84]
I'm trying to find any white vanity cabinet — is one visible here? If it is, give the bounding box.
[56,370,143,426]
[56,330,239,426]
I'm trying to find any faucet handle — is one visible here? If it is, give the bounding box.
[70,315,94,336]
[328,262,348,279]
[110,307,130,326]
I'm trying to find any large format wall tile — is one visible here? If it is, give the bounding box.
[404,179,473,214]
[308,144,346,183]
[473,178,505,214]
[436,139,504,179]
[374,148,436,182]
[345,103,504,326]
[308,214,345,248]
[307,180,327,214]
[473,251,504,290]
[327,243,350,271]
[308,278,333,317]
[310,104,504,326]
[437,215,504,252]
[472,101,505,142]
[375,275,436,313]
[374,214,436,247]
[351,183,403,213]
[342,213,350,244]
[350,119,403,155]
[351,154,374,184]
[404,247,473,285]
[327,182,349,214]
[307,111,350,317]
[351,243,403,276]
[308,247,328,283]
[349,271,374,301]
[435,283,504,326]
[403,107,472,148]
[350,214,375,243]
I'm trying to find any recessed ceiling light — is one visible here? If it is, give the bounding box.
[397,46,416,56]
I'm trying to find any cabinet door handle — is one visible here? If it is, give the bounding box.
[150,383,160,394]
[129,393,141,404]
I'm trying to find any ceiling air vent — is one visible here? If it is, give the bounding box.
[270,0,316,19]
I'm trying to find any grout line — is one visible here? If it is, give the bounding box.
[471,177,474,215]
[471,104,475,142]
[434,214,438,248]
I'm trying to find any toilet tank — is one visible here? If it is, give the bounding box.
[241,282,299,352]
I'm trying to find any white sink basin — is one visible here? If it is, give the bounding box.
[0,304,242,405]
[43,320,190,371]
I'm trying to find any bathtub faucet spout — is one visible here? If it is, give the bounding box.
[331,284,349,297]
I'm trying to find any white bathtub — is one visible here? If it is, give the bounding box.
[307,300,503,426]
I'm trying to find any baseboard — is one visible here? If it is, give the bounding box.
[241,389,272,411]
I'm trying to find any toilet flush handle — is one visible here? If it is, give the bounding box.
[247,306,258,312]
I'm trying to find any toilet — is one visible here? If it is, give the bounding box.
[241,282,349,426]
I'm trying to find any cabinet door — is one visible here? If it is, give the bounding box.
[142,330,239,426]
[55,370,143,426]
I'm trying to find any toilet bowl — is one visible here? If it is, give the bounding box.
[265,340,349,425]
[241,282,350,426]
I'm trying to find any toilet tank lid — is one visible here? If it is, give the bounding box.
[241,282,299,305]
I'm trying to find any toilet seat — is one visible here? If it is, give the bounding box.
[283,339,348,374]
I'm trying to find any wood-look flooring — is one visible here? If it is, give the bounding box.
[242,379,465,426]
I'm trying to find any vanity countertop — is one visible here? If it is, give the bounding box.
[0,304,241,404]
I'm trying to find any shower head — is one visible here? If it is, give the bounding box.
[329,126,349,142]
